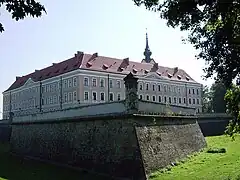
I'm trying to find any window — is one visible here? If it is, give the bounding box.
[139,83,143,90]
[73,91,77,101]
[184,98,186,104]
[109,80,113,88]
[117,93,121,101]
[146,83,149,90]
[100,92,105,101]
[193,98,195,104]
[73,77,77,87]
[53,95,57,104]
[84,91,89,101]
[158,85,161,91]
[46,85,50,92]
[164,96,167,103]
[139,94,143,100]
[178,88,181,94]
[164,86,167,92]
[197,89,199,95]
[64,80,67,88]
[50,96,53,104]
[64,93,68,103]
[192,89,195,94]
[189,89,191,94]
[169,97,172,104]
[197,99,199,104]
[189,98,192,104]
[69,92,73,102]
[100,79,105,87]
[158,96,162,102]
[92,78,97,87]
[152,96,156,102]
[69,79,72,88]
[84,77,89,86]
[109,93,114,101]
[168,86,171,92]
[174,97,177,104]
[152,84,155,91]
[146,95,150,101]
[197,109,200,113]
[116,80,121,88]
[179,98,182,104]
[42,98,44,105]
[92,92,97,101]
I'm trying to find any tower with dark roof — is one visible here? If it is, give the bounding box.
[142,31,155,64]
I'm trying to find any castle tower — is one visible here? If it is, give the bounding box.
[141,30,155,64]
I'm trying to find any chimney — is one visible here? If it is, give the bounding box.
[75,51,84,58]
[118,58,129,71]
[173,67,178,75]
[123,58,129,65]
[88,52,98,62]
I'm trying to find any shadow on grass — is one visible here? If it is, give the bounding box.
[0,143,112,180]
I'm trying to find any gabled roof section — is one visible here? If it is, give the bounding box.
[5,51,84,92]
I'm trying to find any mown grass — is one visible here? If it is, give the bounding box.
[0,143,111,180]
[150,135,240,180]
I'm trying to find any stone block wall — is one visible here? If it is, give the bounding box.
[10,115,206,180]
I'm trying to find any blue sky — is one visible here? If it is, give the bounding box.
[0,0,214,118]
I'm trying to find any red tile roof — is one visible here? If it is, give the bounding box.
[5,51,197,92]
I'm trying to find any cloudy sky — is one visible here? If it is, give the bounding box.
[0,0,214,118]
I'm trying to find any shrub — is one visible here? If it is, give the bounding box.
[206,147,226,153]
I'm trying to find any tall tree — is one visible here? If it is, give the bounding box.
[0,0,46,32]
[211,82,227,113]
[133,0,240,88]
[202,85,213,113]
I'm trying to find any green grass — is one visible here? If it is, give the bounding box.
[0,143,111,180]
[150,135,240,180]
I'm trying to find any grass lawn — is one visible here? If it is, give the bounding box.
[0,143,112,180]
[150,135,240,180]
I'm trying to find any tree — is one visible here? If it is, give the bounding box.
[133,0,240,88]
[0,0,46,32]
[211,82,227,113]
[202,85,213,113]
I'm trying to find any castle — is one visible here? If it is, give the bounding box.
[2,33,202,119]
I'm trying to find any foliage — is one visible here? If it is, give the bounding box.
[133,0,240,88]
[206,147,226,153]
[202,85,213,113]
[224,85,240,137]
[0,0,46,32]
[150,135,240,180]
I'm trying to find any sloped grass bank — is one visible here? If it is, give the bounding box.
[150,135,240,180]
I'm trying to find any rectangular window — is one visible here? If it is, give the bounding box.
[84,77,89,86]
[158,85,161,91]
[53,95,57,104]
[197,99,199,104]
[158,96,161,102]
[139,95,143,100]
[69,79,72,88]
[49,96,53,104]
[152,96,156,102]
[116,81,121,88]
[100,92,105,101]
[179,98,182,104]
[178,88,181,93]
[42,98,44,105]
[169,97,172,104]
[117,93,121,101]
[164,86,167,92]
[189,98,192,104]
[109,80,113,88]
[164,96,167,103]
[64,80,68,88]
[189,89,191,94]
[92,78,97,87]
[184,98,186,104]
[168,86,171,92]
[69,92,73,102]
[197,89,199,95]
[146,95,150,101]
[146,83,149,90]
[193,98,195,104]
[174,97,177,104]
[152,84,155,91]
[92,92,97,101]
[64,93,68,102]
[84,91,89,100]
[73,91,77,101]
[73,77,77,87]
[193,89,195,94]
[139,83,143,90]
[109,93,114,101]
[100,79,105,87]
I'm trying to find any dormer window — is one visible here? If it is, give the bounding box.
[63,66,68,71]
[118,67,124,72]
[103,64,109,70]
[177,75,182,79]
[186,76,190,81]
[157,72,161,76]
[132,68,138,73]
[55,69,59,73]
[168,73,173,78]
[87,62,92,67]
[144,70,149,74]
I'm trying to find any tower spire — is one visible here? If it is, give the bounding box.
[143,28,152,63]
